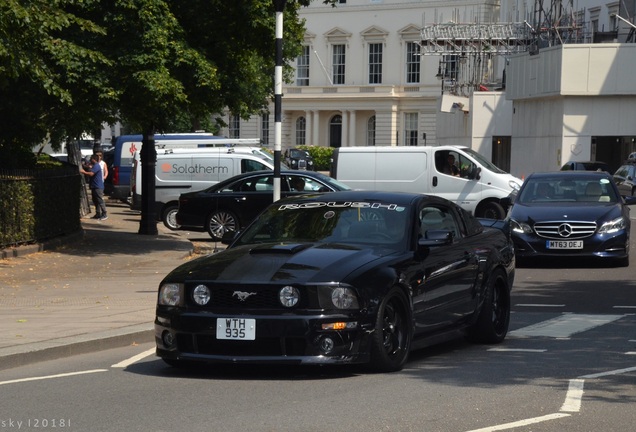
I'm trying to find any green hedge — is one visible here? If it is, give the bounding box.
[296,145,335,171]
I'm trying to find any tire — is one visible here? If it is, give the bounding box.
[368,288,412,372]
[477,201,506,219]
[162,205,180,230]
[467,269,510,344]
[206,209,238,240]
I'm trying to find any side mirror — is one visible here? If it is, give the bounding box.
[472,167,482,180]
[623,196,636,206]
[418,230,453,248]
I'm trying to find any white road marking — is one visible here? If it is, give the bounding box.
[488,348,547,353]
[510,314,624,338]
[613,305,636,309]
[560,379,584,412]
[515,304,565,308]
[0,369,107,386]
[111,348,156,368]
[466,366,636,431]
[465,413,571,432]
[581,365,636,379]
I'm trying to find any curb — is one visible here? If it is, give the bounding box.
[1,229,85,260]
[0,325,154,371]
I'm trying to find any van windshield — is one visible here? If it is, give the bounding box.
[251,149,290,169]
[462,148,507,174]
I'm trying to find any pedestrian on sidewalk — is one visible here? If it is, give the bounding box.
[80,153,108,220]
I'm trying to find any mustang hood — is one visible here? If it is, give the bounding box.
[164,242,397,284]
[511,202,621,222]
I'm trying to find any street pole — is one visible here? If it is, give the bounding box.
[273,0,287,202]
[138,127,158,235]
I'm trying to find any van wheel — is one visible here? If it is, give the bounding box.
[206,210,238,240]
[162,205,180,230]
[478,201,505,219]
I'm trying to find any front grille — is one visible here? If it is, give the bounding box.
[177,334,307,357]
[185,283,309,309]
[533,221,597,239]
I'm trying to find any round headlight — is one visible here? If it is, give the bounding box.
[331,287,359,309]
[193,284,211,305]
[159,284,181,306]
[279,286,300,307]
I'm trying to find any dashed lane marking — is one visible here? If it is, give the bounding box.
[510,314,624,338]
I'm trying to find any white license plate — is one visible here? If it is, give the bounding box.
[216,318,256,340]
[546,240,583,249]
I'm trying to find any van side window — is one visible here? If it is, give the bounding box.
[242,159,269,173]
[435,150,477,179]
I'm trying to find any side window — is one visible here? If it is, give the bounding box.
[419,206,460,240]
[242,158,269,173]
[434,150,478,179]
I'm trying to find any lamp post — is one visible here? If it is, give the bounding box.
[272,0,287,202]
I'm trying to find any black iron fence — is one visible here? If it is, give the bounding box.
[0,167,82,249]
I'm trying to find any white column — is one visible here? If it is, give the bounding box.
[313,111,320,146]
[341,111,349,147]
[306,110,313,145]
[348,110,356,147]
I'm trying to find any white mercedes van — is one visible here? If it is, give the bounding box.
[131,147,280,229]
[331,146,522,219]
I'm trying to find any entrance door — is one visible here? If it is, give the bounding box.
[329,115,342,148]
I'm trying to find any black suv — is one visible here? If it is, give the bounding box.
[613,163,636,196]
[285,148,314,171]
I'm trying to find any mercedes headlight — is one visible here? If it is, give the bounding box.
[598,217,626,234]
[510,219,533,235]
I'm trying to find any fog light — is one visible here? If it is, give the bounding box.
[319,336,335,354]
[162,331,175,348]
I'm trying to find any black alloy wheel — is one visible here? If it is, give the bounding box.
[368,288,412,372]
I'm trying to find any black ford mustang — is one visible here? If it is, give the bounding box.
[156,191,515,372]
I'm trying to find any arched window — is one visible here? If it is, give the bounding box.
[296,117,306,146]
[367,116,376,146]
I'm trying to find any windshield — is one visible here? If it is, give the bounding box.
[517,177,619,204]
[462,148,507,174]
[234,201,410,250]
[251,149,290,169]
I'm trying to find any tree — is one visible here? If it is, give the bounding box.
[0,0,115,168]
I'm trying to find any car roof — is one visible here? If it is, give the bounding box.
[526,171,613,181]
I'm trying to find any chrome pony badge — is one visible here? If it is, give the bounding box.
[233,291,257,301]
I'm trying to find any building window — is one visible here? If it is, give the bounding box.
[404,113,418,146]
[367,116,376,146]
[368,43,382,84]
[406,42,420,83]
[296,46,310,86]
[296,117,306,146]
[332,44,346,85]
[229,114,240,138]
[261,113,270,146]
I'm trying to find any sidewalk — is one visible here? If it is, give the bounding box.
[0,199,222,371]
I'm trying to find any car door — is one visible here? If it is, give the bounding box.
[432,149,482,210]
[220,174,279,226]
[411,204,480,333]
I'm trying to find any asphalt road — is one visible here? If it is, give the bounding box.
[1,257,635,432]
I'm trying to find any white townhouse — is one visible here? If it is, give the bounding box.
[219,0,636,178]
[220,0,500,148]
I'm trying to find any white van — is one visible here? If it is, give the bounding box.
[331,146,522,219]
[131,147,279,229]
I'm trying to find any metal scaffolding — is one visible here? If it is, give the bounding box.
[420,22,534,55]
